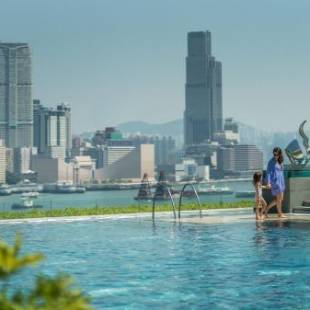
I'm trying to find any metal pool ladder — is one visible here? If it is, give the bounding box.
[152,183,176,220]
[178,183,202,219]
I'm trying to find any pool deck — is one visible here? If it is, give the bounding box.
[172,212,310,225]
[0,207,310,225]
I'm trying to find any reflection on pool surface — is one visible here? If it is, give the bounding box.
[2,213,310,309]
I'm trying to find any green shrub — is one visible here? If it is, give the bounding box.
[0,236,93,310]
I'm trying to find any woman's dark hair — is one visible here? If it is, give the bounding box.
[253,171,262,185]
[273,147,284,164]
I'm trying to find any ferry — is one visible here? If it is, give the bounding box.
[21,191,40,198]
[11,179,43,194]
[43,183,86,194]
[11,193,43,210]
[134,173,153,201]
[0,185,12,196]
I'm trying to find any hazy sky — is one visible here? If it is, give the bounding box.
[1,0,310,133]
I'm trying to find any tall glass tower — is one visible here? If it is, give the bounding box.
[0,43,33,147]
[184,31,223,146]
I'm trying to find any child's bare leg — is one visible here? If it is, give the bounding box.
[255,206,260,220]
[261,199,267,219]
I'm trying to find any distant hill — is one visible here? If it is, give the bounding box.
[80,119,300,164]
[116,119,299,164]
[117,119,285,141]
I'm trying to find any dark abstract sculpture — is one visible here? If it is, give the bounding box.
[285,120,310,167]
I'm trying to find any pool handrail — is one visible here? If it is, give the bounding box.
[178,183,202,218]
[152,184,176,220]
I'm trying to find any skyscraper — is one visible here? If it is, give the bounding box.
[0,43,33,147]
[33,100,72,160]
[57,103,72,158]
[184,31,223,146]
[0,140,6,184]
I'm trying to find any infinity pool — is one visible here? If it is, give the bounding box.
[2,212,310,309]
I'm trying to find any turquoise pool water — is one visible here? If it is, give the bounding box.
[1,212,310,309]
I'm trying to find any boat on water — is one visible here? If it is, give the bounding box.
[11,194,43,210]
[235,191,255,198]
[134,173,153,201]
[0,185,12,196]
[10,179,43,194]
[197,185,234,195]
[56,184,86,194]
[21,191,40,198]
[137,171,180,201]
[87,183,147,191]
[43,183,86,194]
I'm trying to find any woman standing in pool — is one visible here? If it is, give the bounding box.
[265,147,286,218]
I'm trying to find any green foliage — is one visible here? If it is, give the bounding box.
[0,235,43,279]
[0,237,93,310]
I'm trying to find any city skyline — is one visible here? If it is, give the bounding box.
[1,0,310,133]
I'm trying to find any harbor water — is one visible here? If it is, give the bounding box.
[0,180,253,211]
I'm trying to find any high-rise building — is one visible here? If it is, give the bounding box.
[0,43,33,147]
[0,140,6,184]
[13,147,37,175]
[184,31,222,146]
[57,103,72,158]
[33,100,72,160]
[5,148,14,173]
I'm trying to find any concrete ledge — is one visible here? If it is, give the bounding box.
[166,213,310,225]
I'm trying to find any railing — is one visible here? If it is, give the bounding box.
[152,184,176,220]
[178,183,202,219]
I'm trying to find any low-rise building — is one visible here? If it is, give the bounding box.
[83,146,105,168]
[175,159,199,182]
[104,146,136,166]
[31,155,73,183]
[103,144,155,181]
[72,156,96,184]
[217,144,263,177]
